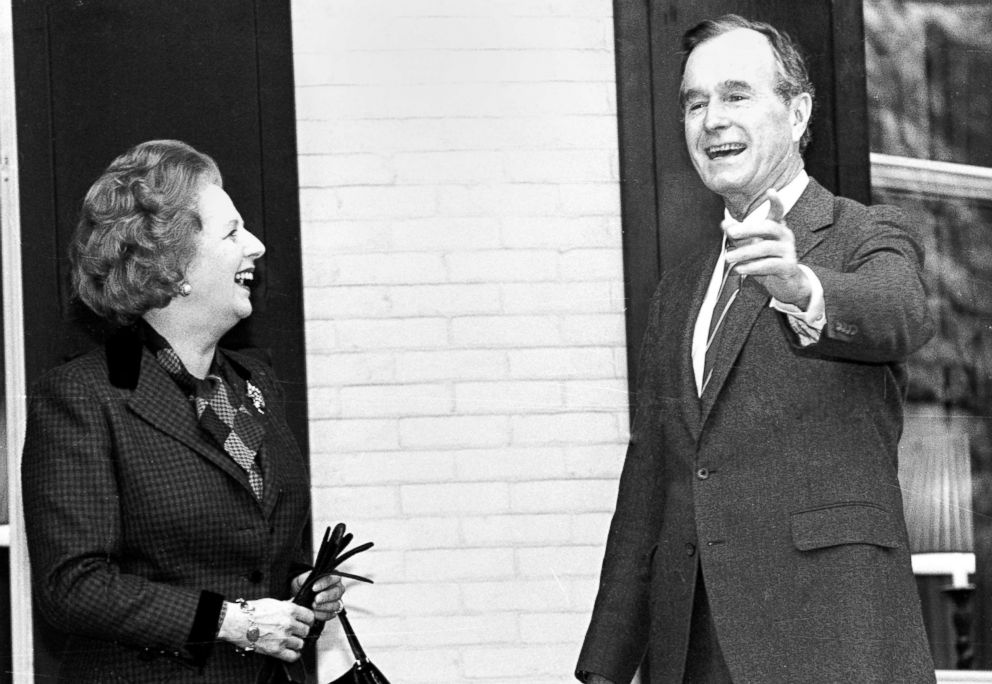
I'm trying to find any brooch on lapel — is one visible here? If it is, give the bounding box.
[246,380,266,414]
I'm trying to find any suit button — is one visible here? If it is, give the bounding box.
[248,570,264,583]
[685,542,696,556]
[696,467,710,480]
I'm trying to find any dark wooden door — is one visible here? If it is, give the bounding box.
[614,0,870,399]
[12,0,308,678]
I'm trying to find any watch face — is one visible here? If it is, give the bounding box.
[247,626,260,643]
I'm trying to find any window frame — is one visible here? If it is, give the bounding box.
[872,151,992,683]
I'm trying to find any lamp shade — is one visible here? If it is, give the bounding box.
[898,426,974,554]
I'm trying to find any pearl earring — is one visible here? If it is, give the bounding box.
[179,282,192,296]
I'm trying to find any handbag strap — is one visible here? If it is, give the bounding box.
[337,609,370,664]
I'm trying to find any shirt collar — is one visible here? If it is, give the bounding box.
[722,169,810,227]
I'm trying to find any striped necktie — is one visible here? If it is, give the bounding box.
[701,263,742,393]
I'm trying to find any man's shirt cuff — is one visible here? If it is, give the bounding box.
[769,264,826,346]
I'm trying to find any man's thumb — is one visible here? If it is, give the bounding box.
[766,188,786,222]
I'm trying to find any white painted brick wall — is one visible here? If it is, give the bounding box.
[291,1,628,681]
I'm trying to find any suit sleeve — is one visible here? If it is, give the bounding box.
[576,293,666,683]
[804,204,934,362]
[21,368,206,661]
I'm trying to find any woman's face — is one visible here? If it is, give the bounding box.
[182,183,265,331]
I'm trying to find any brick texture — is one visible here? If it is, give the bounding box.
[291,1,628,681]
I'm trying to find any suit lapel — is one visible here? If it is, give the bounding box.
[126,351,255,492]
[220,351,285,519]
[787,177,834,260]
[109,332,263,505]
[678,249,718,441]
[696,178,835,424]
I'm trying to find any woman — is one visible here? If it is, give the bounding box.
[21,140,343,683]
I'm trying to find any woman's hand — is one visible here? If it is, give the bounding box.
[218,599,315,662]
[291,571,346,621]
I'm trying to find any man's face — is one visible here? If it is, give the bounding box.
[681,28,810,214]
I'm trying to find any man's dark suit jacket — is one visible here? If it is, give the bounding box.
[22,328,312,683]
[577,179,937,683]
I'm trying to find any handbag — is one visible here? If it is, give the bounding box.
[326,608,390,684]
[256,523,387,684]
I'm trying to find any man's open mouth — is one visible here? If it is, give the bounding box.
[235,270,255,287]
[705,143,746,160]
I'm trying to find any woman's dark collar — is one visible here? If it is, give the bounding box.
[105,326,145,390]
[105,325,254,390]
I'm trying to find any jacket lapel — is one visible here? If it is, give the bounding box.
[108,331,263,503]
[678,249,718,441]
[696,178,835,425]
[788,177,834,260]
[128,352,255,491]
[216,351,285,519]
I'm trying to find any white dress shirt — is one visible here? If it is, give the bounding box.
[691,170,825,395]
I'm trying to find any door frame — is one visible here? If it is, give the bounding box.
[1,0,33,678]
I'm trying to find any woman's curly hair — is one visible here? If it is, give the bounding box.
[69,139,222,325]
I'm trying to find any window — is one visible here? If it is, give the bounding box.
[867,1,992,676]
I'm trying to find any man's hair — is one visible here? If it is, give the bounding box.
[679,14,815,153]
[69,139,223,325]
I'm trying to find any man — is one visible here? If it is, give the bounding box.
[576,15,935,684]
